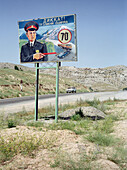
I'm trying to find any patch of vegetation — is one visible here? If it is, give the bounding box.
[87,132,120,146]
[93,116,114,134]
[0,68,89,99]
[71,108,84,121]
[89,86,93,92]
[108,146,127,169]
[86,98,100,107]
[50,150,97,170]
[75,107,84,117]
[14,65,19,71]
[0,131,56,163]
[45,121,76,131]
[7,119,16,128]
[71,114,82,121]
[0,99,127,169]
[86,98,107,113]
[27,121,44,127]
[0,109,34,129]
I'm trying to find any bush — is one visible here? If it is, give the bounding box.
[71,114,82,121]
[14,65,19,71]
[71,108,84,121]
[123,87,127,91]
[86,98,100,108]
[8,119,16,128]
[75,108,84,117]
[89,87,93,92]
[87,132,120,146]
[0,131,56,163]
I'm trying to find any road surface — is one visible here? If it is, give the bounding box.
[0,91,127,114]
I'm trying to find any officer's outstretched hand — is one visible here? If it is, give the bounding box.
[33,53,45,60]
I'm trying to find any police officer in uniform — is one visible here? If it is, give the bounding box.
[21,21,48,62]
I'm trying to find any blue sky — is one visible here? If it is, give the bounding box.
[0,0,126,68]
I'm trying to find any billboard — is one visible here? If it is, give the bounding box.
[18,14,77,63]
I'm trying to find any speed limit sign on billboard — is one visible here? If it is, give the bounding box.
[58,29,72,44]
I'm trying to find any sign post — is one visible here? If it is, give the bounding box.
[35,63,39,121]
[55,62,59,123]
[18,14,77,123]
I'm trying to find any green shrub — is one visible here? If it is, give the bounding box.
[14,65,19,71]
[94,116,114,134]
[86,98,100,108]
[71,108,84,121]
[8,119,16,128]
[89,87,93,92]
[71,114,82,121]
[75,108,84,117]
[27,121,44,127]
[108,146,127,168]
[0,132,56,163]
[87,132,120,146]
[50,150,93,170]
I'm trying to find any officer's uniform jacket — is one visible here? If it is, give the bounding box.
[21,40,48,62]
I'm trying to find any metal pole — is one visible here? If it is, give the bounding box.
[35,63,39,121]
[55,62,59,123]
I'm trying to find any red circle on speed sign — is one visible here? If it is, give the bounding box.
[58,29,72,44]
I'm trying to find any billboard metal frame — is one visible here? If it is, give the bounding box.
[18,14,77,123]
[34,63,59,123]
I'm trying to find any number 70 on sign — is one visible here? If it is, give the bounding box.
[58,29,72,44]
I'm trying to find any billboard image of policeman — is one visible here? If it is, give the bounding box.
[18,14,77,63]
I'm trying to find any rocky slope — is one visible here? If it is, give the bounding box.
[42,65,127,91]
[0,62,34,71]
[0,62,127,91]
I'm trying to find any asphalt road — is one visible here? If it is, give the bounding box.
[0,91,127,114]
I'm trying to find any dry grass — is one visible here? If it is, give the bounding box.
[0,99,127,169]
[0,68,88,99]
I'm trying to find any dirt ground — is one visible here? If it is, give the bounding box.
[0,101,127,170]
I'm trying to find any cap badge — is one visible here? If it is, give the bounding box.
[36,50,39,53]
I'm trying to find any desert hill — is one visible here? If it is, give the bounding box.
[42,65,127,91]
[0,62,88,99]
[0,62,127,95]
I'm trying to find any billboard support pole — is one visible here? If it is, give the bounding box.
[35,63,39,121]
[34,63,59,123]
[55,62,59,123]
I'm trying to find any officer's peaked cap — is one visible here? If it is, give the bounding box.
[24,21,39,32]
